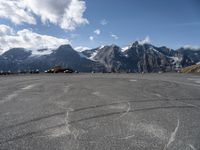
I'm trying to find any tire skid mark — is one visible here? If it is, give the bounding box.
[69,105,195,125]
[143,80,179,99]
[175,100,200,109]
[0,105,196,144]
[1,97,199,132]
[0,123,66,145]
[72,97,200,113]
[0,112,66,131]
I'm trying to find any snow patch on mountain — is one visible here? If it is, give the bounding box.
[150,47,160,53]
[89,51,98,61]
[170,57,182,64]
[122,46,131,52]
[99,45,105,49]
[75,46,91,52]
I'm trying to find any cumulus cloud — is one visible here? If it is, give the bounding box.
[89,36,94,41]
[111,34,119,40]
[94,29,101,35]
[0,0,88,31]
[0,24,14,36]
[0,0,36,25]
[138,36,151,45]
[0,24,70,54]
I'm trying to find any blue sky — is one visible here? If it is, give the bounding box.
[0,0,200,51]
[72,0,200,49]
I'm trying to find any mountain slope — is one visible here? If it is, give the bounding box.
[181,64,200,73]
[0,42,200,73]
[91,45,128,72]
[0,45,105,72]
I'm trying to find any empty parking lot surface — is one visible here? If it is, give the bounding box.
[0,73,200,150]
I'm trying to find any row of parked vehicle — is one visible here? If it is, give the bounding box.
[0,70,40,75]
[0,66,76,75]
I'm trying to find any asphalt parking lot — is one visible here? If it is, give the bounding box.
[0,73,199,150]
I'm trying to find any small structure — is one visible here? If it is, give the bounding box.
[45,66,74,73]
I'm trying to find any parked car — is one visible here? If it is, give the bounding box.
[64,69,74,73]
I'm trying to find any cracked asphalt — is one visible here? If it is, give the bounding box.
[0,73,200,150]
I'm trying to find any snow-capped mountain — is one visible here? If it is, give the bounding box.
[81,41,200,72]
[0,42,200,73]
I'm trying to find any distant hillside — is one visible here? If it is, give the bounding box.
[181,64,200,73]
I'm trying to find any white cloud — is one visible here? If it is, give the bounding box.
[89,36,94,41]
[183,45,200,50]
[94,29,101,35]
[101,19,108,26]
[0,0,88,31]
[138,36,151,45]
[111,34,119,40]
[0,24,70,54]
[75,46,90,52]
[0,24,14,36]
[0,0,36,25]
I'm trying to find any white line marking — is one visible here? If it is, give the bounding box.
[0,84,38,104]
[187,78,200,84]
[129,79,137,82]
[92,91,101,96]
[187,78,195,81]
[195,81,200,84]
[64,85,72,93]
[167,81,200,88]
[22,84,37,90]
[188,144,196,150]
[0,93,18,104]
[164,119,180,150]
[119,134,135,140]
[154,93,162,98]
[5,93,18,100]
